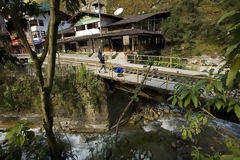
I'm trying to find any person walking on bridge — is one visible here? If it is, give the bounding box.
[98,47,107,73]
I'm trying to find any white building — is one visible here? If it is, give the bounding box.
[26,3,71,53]
[58,2,122,53]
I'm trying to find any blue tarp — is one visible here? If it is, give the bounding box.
[114,67,123,73]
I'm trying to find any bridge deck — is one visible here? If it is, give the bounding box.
[15,54,209,91]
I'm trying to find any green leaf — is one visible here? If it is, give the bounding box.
[182,129,187,139]
[227,106,233,112]
[226,57,240,87]
[216,101,224,110]
[225,41,240,57]
[205,84,213,95]
[191,95,198,108]
[214,81,223,92]
[184,96,191,107]
[228,22,240,32]
[202,117,207,125]
[218,10,240,24]
[180,91,189,100]
[220,155,234,160]
[234,104,240,118]
[172,97,177,106]
[187,130,192,139]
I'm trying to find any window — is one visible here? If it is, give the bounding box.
[76,25,85,31]
[87,23,98,29]
[39,20,44,26]
[29,20,38,27]
[41,31,45,37]
[32,31,40,38]
[87,23,93,29]
[78,41,87,46]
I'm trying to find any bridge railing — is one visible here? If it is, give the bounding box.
[80,62,210,90]
[127,55,219,71]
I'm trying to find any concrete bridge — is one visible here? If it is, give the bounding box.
[14,54,211,92]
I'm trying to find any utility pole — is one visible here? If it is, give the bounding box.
[97,0,102,36]
[97,0,103,52]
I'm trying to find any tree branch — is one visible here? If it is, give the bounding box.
[115,63,153,142]
[39,26,49,65]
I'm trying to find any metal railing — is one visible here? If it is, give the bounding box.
[58,60,210,90]
[127,55,218,71]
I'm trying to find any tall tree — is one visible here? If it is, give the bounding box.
[0,0,85,159]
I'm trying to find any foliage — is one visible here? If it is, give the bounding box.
[217,9,240,88]
[168,69,240,120]
[107,0,229,56]
[53,64,104,115]
[5,120,35,147]
[0,78,40,112]
[0,46,18,69]
[1,120,50,160]
[191,146,221,160]
[181,112,207,140]
[168,69,240,158]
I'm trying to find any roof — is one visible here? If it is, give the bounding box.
[101,29,162,38]
[68,11,123,24]
[103,11,170,27]
[58,29,162,43]
[38,3,50,11]
[59,26,75,34]
[92,2,104,7]
[37,3,71,21]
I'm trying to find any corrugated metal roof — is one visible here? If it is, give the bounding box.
[69,11,123,23]
[103,11,170,27]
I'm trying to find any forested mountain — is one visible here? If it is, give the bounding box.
[106,0,240,56]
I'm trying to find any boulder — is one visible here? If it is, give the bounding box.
[153,112,159,120]
[147,151,152,158]
[143,114,154,121]
[129,114,142,124]
[171,141,177,149]
[144,119,150,125]
[80,135,87,143]
[163,106,170,113]
[172,109,180,113]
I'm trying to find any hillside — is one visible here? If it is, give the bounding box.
[106,0,240,56]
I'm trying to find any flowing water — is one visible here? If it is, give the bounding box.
[1,111,239,160]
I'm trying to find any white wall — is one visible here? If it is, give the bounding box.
[75,17,117,37]
[76,28,100,37]
[28,13,71,41]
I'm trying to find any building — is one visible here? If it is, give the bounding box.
[58,6,170,55]
[58,10,122,53]
[25,3,71,53]
[5,3,71,54]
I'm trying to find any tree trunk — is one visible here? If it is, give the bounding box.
[41,0,61,159]
[11,0,61,158]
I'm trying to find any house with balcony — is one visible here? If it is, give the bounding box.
[58,2,170,56]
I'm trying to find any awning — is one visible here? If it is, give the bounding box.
[11,39,22,46]
[74,16,99,26]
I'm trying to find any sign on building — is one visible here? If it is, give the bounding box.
[123,35,130,45]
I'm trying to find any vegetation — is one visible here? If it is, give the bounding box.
[0,120,49,160]
[107,0,240,57]
[0,0,86,158]
[0,64,104,115]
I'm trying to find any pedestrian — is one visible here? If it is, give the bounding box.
[98,47,107,73]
